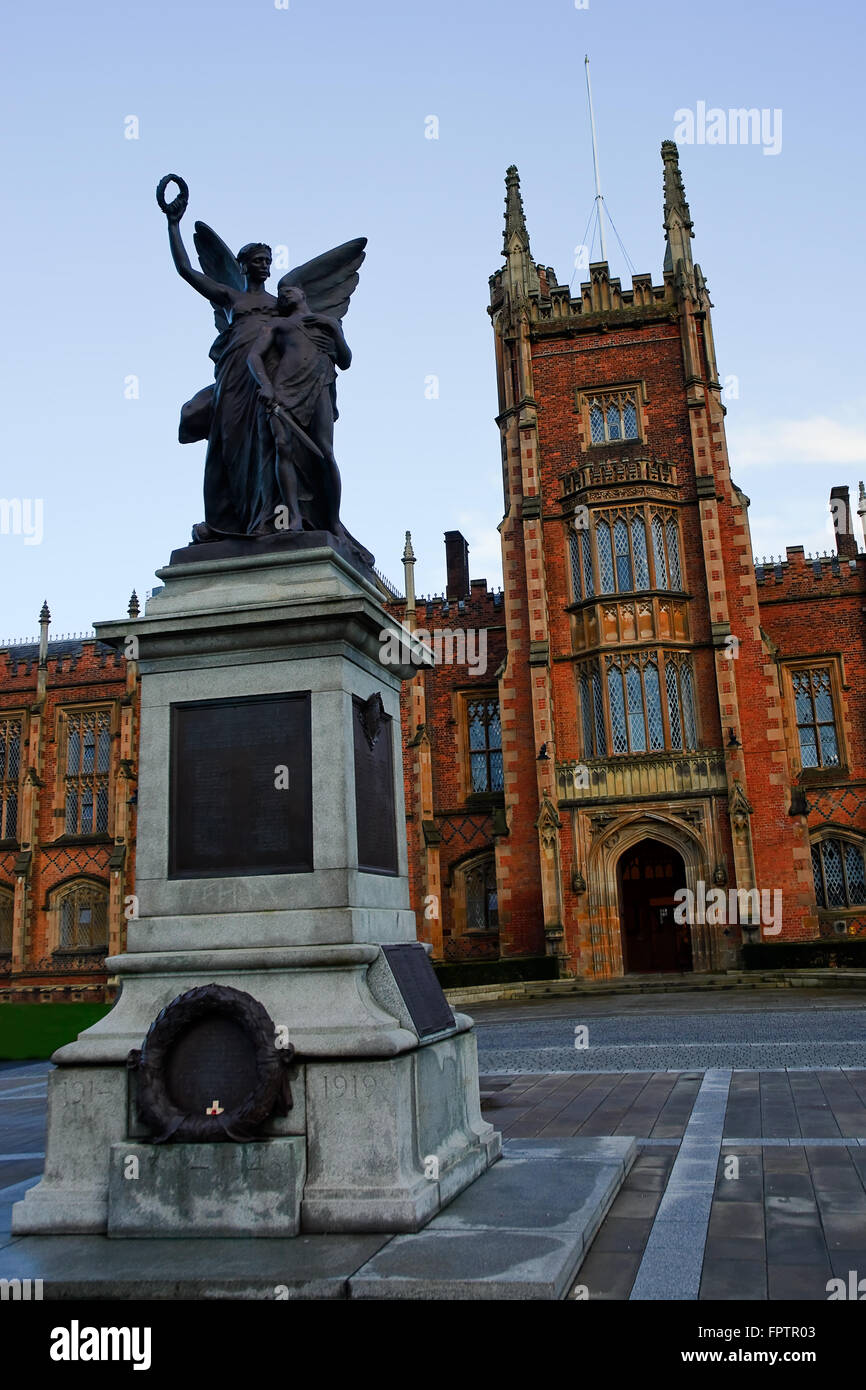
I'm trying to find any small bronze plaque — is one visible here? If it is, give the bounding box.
[382,943,455,1038]
[353,693,398,875]
[165,1016,258,1117]
[169,692,312,878]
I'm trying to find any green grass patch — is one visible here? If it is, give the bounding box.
[0,1003,114,1061]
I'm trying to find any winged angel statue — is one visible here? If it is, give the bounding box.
[156,174,370,560]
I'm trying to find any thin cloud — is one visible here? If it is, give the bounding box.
[730,417,866,469]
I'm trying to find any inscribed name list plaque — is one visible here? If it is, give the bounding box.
[353,693,398,875]
[169,692,312,878]
[381,943,455,1038]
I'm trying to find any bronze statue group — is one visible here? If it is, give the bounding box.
[157,174,368,558]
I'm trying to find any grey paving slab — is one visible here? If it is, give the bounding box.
[699,1258,768,1300]
[501,1136,635,1171]
[703,1234,766,1263]
[766,1220,829,1266]
[820,1214,866,1250]
[589,1216,654,1254]
[572,1249,643,1300]
[709,1201,765,1240]
[764,1170,819,1201]
[767,1264,834,1300]
[350,1140,635,1299]
[608,1188,663,1221]
[350,1227,588,1300]
[0,1233,391,1299]
[430,1155,626,1235]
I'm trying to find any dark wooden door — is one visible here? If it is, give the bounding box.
[619,839,691,974]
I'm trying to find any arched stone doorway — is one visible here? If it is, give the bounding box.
[618,838,690,973]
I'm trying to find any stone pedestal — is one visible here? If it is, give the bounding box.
[13,542,499,1239]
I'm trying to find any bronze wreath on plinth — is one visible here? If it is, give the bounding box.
[127,983,294,1143]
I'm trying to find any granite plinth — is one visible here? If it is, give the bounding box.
[106,1139,306,1237]
[2,1138,635,1298]
[15,545,497,1242]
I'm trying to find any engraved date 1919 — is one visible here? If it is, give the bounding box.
[322,1073,377,1101]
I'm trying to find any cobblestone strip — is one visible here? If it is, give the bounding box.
[630,1069,732,1300]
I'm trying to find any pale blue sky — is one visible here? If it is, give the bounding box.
[1,0,863,638]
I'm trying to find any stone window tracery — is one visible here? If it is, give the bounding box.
[466,697,503,793]
[579,651,699,757]
[566,507,684,604]
[792,669,840,770]
[0,885,13,954]
[588,391,640,444]
[812,838,866,909]
[52,880,109,952]
[462,855,499,932]
[0,716,22,842]
[62,708,112,835]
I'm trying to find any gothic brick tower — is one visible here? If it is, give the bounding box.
[487,143,818,978]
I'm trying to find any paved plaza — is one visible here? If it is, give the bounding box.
[3,987,866,1298]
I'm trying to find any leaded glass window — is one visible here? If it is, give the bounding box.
[666,520,682,589]
[631,516,650,589]
[665,662,683,751]
[811,843,823,905]
[0,717,21,841]
[625,664,646,752]
[592,668,607,756]
[792,669,840,770]
[587,390,641,444]
[464,857,498,931]
[651,515,668,588]
[608,667,628,754]
[580,672,593,758]
[582,528,595,598]
[846,844,866,902]
[0,887,12,953]
[65,709,111,835]
[569,530,582,601]
[645,664,665,750]
[55,881,108,950]
[680,662,698,749]
[812,839,866,909]
[596,520,615,594]
[467,698,503,793]
[614,519,632,592]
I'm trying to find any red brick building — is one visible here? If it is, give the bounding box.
[389,142,866,977]
[3,141,865,999]
[0,602,138,1002]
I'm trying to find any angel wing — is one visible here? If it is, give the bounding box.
[280,237,367,323]
[193,221,245,337]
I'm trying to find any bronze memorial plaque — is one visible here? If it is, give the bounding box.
[353,693,398,874]
[382,943,455,1038]
[165,1016,259,1117]
[169,692,313,877]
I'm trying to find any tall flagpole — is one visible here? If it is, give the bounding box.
[584,55,608,263]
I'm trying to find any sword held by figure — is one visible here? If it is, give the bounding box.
[248,277,352,536]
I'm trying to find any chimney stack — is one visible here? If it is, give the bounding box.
[830,486,858,559]
[444,531,470,601]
